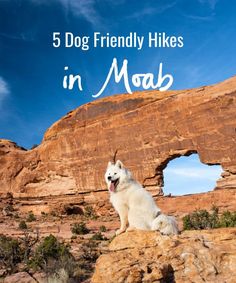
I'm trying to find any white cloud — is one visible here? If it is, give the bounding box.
[184,14,214,21]
[182,0,218,22]
[198,0,218,10]
[31,0,102,28]
[0,31,36,42]
[0,77,10,108]
[31,0,177,27]
[166,166,222,181]
[127,2,177,19]
[61,0,101,27]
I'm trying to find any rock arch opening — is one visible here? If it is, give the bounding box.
[163,153,223,196]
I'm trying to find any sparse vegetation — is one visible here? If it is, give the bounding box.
[6,192,13,199]
[99,225,107,232]
[3,204,14,216]
[18,220,28,230]
[14,212,20,219]
[91,232,107,241]
[6,204,14,211]
[84,206,97,219]
[71,222,90,235]
[218,210,236,227]
[81,239,100,263]
[0,234,23,272]
[71,240,100,282]
[46,268,69,283]
[28,234,97,281]
[26,211,36,222]
[183,206,236,230]
[29,234,74,274]
[0,229,104,282]
[19,230,39,264]
[50,211,57,217]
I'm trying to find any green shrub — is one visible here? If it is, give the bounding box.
[35,235,69,261]
[19,220,28,230]
[50,211,57,217]
[5,204,14,212]
[84,206,97,219]
[183,207,236,230]
[6,192,13,199]
[71,222,89,235]
[81,240,99,263]
[14,213,20,219]
[0,235,23,272]
[3,204,14,216]
[27,211,36,222]
[183,210,212,230]
[75,240,101,281]
[29,234,74,274]
[0,233,98,280]
[99,225,107,232]
[91,232,107,241]
[218,211,236,227]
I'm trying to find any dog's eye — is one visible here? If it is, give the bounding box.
[114,173,117,175]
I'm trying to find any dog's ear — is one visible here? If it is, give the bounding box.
[107,161,112,168]
[116,160,123,169]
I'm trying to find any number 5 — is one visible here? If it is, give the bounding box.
[53,32,61,47]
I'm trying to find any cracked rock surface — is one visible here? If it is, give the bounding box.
[92,228,236,283]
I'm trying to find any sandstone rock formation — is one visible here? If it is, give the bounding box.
[92,228,236,283]
[0,76,236,215]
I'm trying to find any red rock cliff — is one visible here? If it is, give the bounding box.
[0,76,235,207]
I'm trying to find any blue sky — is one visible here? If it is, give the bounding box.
[164,154,222,195]
[0,0,233,194]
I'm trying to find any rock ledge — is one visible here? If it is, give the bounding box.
[92,228,236,283]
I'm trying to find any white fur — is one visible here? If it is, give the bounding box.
[152,214,179,235]
[105,160,178,236]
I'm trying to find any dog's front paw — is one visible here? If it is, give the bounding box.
[115,228,125,236]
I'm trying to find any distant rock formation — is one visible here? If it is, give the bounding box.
[92,228,236,283]
[0,76,235,215]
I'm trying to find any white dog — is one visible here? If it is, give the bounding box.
[105,160,178,236]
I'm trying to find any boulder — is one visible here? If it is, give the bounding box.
[92,228,236,283]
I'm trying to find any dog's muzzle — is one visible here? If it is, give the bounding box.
[109,178,119,192]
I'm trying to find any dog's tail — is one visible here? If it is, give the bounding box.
[151,214,179,235]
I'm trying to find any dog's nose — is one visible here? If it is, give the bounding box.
[108,176,112,181]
